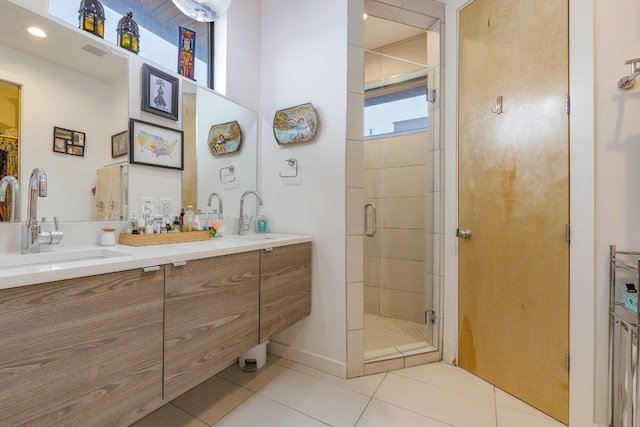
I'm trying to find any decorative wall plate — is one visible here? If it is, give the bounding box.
[273,102,318,145]
[208,121,242,156]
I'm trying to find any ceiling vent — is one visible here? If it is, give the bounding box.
[81,43,107,57]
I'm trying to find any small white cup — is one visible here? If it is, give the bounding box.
[100,228,116,246]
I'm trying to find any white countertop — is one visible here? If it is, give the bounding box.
[0,233,311,290]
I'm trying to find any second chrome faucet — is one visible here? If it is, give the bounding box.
[238,190,263,235]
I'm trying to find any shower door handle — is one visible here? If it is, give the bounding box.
[364,203,376,237]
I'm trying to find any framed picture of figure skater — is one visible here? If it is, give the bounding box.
[141,63,179,121]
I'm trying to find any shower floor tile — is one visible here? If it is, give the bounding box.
[364,313,431,362]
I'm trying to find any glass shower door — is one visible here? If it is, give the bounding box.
[362,55,437,361]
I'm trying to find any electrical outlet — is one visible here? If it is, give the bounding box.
[160,198,172,217]
[139,196,154,219]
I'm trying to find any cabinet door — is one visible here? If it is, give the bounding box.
[260,242,312,343]
[164,251,260,398]
[0,268,165,427]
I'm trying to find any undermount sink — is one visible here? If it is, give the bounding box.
[0,248,130,269]
[224,233,290,241]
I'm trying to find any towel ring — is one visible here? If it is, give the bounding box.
[220,165,236,183]
[279,158,298,178]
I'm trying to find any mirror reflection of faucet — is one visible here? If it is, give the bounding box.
[0,175,20,222]
[207,192,223,219]
[22,168,63,254]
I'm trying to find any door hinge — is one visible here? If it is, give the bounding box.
[425,310,436,324]
[565,224,570,244]
[566,353,570,373]
[565,94,570,115]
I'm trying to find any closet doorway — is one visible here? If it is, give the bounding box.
[457,0,569,423]
[0,80,20,222]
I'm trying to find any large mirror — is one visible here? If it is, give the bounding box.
[0,0,128,222]
[0,0,259,225]
[182,81,258,230]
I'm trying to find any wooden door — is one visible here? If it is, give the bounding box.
[458,0,569,423]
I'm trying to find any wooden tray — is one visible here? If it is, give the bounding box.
[118,230,211,246]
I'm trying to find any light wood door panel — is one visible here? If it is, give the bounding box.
[458,0,569,423]
[164,251,260,399]
[260,242,312,343]
[0,268,164,427]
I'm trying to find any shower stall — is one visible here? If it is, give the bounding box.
[362,20,440,364]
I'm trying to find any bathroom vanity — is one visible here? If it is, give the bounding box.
[0,235,311,426]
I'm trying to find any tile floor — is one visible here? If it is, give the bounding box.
[131,355,566,427]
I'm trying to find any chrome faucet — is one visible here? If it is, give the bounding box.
[207,192,223,219]
[238,190,263,235]
[0,175,20,222]
[22,168,63,253]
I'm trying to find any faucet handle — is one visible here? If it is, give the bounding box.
[54,216,60,231]
[243,215,253,232]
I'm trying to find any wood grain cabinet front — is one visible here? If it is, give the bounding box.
[260,242,312,343]
[0,267,165,427]
[163,251,261,399]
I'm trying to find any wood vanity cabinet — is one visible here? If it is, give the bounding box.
[163,251,261,399]
[0,267,165,427]
[259,242,312,343]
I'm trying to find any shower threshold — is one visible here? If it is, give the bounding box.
[364,313,436,363]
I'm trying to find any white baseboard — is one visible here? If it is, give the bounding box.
[267,340,346,378]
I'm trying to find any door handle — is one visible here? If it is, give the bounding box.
[457,228,472,240]
[364,203,376,237]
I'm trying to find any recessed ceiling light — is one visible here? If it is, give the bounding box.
[27,27,47,38]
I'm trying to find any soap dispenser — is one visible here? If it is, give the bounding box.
[256,206,268,233]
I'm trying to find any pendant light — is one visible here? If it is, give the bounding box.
[171,0,232,22]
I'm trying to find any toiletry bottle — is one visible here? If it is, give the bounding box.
[129,211,138,234]
[153,214,163,234]
[256,206,268,233]
[179,207,185,231]
[185,205,195,232]
[172,216,181,232]
[193,214,201,231]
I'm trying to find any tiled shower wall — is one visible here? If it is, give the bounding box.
[364,131,432,324]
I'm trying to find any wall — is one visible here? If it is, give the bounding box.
[258,0,349,376]
[443,0,597,426]
[224,0,261,113]
[594,0,640,424]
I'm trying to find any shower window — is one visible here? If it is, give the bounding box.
[364,49,428,139]
[364,78,428,139]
